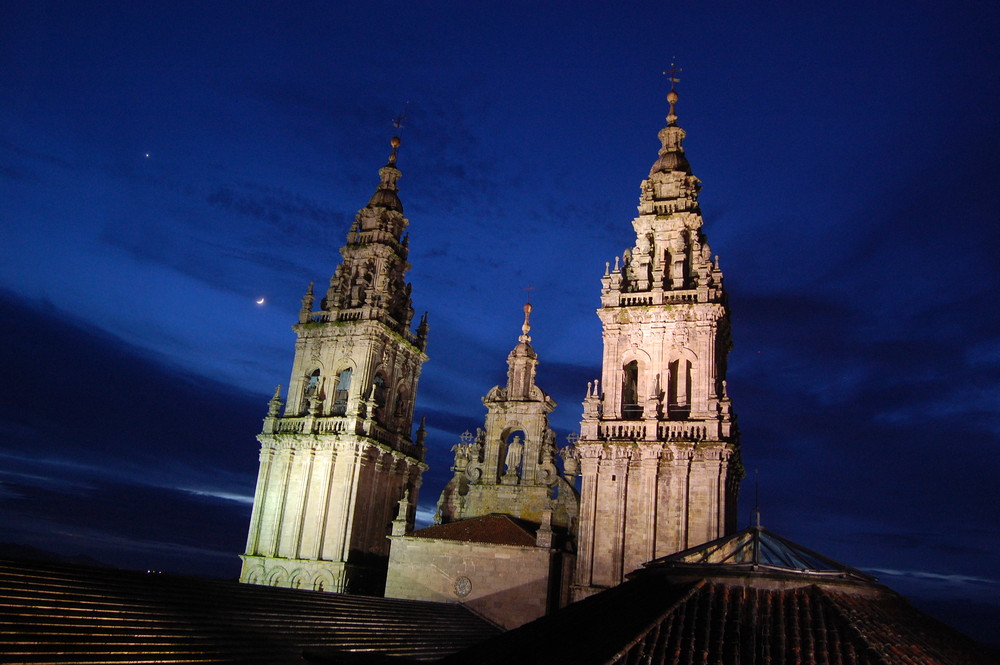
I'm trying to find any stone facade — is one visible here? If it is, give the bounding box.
[571,89,741,600]
[385,307,578,627]
[385,514,573,629]
[240,138,429,594]
[435,305,579,529]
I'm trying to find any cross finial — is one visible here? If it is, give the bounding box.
[663,60,682,126]
[388,103,408,164]
[663,61,682,91]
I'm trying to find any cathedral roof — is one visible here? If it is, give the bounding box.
[440,528,996,665]
[408,514,541,548]
[0,556,499,664]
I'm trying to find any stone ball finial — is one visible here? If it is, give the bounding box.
[519,302,533,342]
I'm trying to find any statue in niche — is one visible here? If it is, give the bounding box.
[504,436,523,475]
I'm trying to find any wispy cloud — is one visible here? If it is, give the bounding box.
[180,488,254,505]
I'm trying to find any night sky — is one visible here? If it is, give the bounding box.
[2,1,999,644]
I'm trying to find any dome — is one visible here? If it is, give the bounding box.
[649,150,691,175]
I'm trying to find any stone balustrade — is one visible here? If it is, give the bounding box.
[305,308,418,345]
[268,415,421,459]
[593,420,715,442]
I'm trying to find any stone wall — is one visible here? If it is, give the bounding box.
[385,536,568,629]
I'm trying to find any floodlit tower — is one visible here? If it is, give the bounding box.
[572,81,740,599]
[436,304,579,529]
[240,135,429,594]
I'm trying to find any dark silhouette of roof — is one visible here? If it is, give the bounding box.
[440,527,996,665]
[0,557,499,664]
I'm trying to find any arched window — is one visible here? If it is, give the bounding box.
[622,361,641,420]
[667,358,691,420]
[332,369,352,416]
[303,369,321,414]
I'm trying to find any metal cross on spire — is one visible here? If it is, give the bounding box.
[388,104,408,164]
[662,61,682,125]
[392,100,410,134]
[663,61,682,91]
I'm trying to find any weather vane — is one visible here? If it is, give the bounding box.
[392,101,410,135]
[663,61,682,91]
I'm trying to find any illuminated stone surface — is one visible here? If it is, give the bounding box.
[571,89,741,600]
[240,139,429,595]
[434,304,579,528]
[385,309,578,627]
[385,514,569,629]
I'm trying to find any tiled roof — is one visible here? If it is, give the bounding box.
[407,514,539,547]
[0,557,500,664]
[442,547,996,665]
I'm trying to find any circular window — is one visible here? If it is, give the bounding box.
[454,575,472,598]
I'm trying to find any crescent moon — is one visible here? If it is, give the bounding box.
[256,297,265,305]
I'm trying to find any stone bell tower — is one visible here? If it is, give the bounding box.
[240,135,429,595]
[435,304,579,529]
[572,84,740,599]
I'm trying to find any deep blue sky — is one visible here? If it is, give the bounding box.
[2,0,999,643]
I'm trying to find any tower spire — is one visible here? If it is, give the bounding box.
[663,62,682,126]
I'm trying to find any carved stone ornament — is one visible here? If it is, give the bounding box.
[672,325,690,347]
[453,575,472,598]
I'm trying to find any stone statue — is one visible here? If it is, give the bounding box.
[504,436,523,474]
[560,445,580,477]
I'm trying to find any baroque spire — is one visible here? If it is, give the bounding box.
[604,73,722,298]
[506,302,539,400]
[317,135,418,338]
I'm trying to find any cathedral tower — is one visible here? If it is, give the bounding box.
[572,86,740,599]
[435,304,579,528]
[240,136,429,594]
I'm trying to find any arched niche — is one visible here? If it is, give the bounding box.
[667,347,697,420]
[313,570,335,592]
[331,367,353,416]
[288,569,309,590]
[619,348,652,420]
[302,368,322,414]
[500,427,527,477]
[266,566,289,587]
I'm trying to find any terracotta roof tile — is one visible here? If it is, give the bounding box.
[407,514,540,547]
[442,575,995,665]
